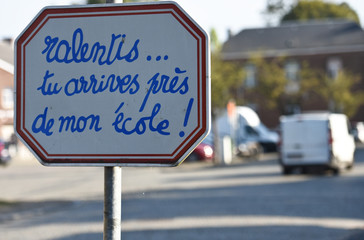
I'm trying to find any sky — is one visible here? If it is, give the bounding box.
[1,0,364,42]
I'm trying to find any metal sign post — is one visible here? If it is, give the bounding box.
[103,0,121,238]
[104,166,122,240]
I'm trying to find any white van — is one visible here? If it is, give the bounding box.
[279,113,355,174]
[216,106,279,152]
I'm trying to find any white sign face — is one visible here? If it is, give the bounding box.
[15,2,210,166]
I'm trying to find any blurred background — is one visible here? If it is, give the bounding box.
[1,1,364,240]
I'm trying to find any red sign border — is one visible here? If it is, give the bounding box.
[15,2,210,166]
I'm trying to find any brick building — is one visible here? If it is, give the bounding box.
[221,20,364,128]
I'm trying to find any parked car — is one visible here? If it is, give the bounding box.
[0,140,11,166]
[236,139,262,160]
[186,140,214,162]
[279,112,355,174]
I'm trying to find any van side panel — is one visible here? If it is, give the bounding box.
[281,120,330,165]
[330,115,355,163]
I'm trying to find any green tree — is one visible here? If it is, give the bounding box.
[210,28,221,52]
[300,65,364,117]
[211,51,243,112]
[245,56,287,112]
[209,29,244,112]
[264,0,292,25]
[242,57,364,117]
[281,0,360,24]
[87,0,104,3]
[326,71,363,117]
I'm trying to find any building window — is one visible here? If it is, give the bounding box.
[284,60,300,93]
[285,104,301,115]
[285,60,300,82]
[244,64,256,88]
[2,88,13,109]
[327,57,342,79]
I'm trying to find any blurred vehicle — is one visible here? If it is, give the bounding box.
[352,122,364,143]
[279,113,355,174]
[236,139,262,160]
[0,140,11,166]
[217,106,279,152]
[186,139,214,162]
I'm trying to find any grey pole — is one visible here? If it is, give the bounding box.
[104,0,123,239]
[104,166,122,240]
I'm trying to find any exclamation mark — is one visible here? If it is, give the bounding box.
[179,98,194,138]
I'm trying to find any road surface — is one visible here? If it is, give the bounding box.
[1,146,364,240]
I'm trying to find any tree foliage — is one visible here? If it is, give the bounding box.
[210,28,221,52]
[244,57,364,117]
[281,0,360,24]
[210,51,243,113]
[266,0,286,14]
[300,65,364,117]
[245,56,287,110]
[87,0,102,3]
[209,29,244,114]
[264,0,291,25]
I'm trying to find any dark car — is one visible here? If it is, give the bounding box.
[186,141,214,162]
[0,140,11,166]
[236,139,262,160]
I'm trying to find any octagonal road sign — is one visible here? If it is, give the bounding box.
[15,2,210,167]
